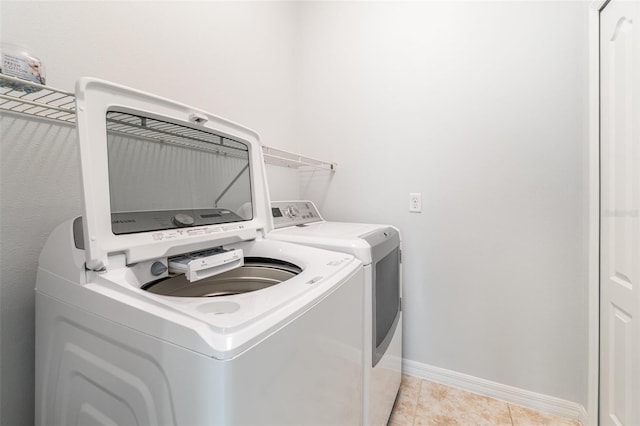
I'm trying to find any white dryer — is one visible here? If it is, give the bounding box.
[269,201,402,426]
[35,79,365,425]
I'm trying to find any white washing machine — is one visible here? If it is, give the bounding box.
[269,201,402,426]
[35,78,365,425]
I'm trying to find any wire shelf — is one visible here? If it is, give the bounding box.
[0,74,336,171]
[262,146,336,171]
[0,74,76,123]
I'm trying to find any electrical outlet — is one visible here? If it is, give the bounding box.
[409,193,422,213]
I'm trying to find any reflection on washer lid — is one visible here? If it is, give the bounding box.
[75,78,273,271]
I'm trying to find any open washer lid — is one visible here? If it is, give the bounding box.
[75,78,273,271]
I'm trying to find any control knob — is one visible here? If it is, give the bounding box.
[172,213,195,227]
[284,206,300,218]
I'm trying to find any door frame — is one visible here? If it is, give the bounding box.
[587,1,608,425]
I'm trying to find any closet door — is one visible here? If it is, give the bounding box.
[599,1,640,425]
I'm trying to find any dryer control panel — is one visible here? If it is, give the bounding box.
[271,201,323,228]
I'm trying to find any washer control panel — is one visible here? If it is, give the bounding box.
[271,201,323,228]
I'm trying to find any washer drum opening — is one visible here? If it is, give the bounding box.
[144,257,302,297]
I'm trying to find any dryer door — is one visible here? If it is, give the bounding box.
[363,228,401,366]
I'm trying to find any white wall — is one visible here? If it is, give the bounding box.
[0,2,299,425]
[295,1,590,405]
[0,117,80,426]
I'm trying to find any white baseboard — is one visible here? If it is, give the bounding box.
[402,359,588,425]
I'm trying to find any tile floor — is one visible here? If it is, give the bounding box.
[389,375,582,426]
